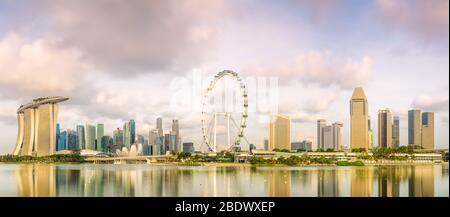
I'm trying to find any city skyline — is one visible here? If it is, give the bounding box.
[50,116,185,155]
[5,85,446,155]
[0,0,449,154]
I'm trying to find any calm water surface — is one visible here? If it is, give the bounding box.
[0,163,448,197]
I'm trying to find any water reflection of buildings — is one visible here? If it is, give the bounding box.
[201,166,243,197]
[408,166,434,197]
[13,164,441,197]
[15,164,56,197]
[107,168,181,196]
[351,167,373,197]
[15,164,187,197]
[318,170,340,197]
[267,169,291,197]
[289,170,314,196]
[159,169,180,196]
[82,169,105,196]
[55,167,84,196]
[377,167,400,197]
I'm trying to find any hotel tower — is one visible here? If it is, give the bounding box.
[12,97,69,156]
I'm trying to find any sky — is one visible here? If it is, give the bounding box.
[0,0,448,154]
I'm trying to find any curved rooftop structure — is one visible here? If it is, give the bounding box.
[17,96,69,113]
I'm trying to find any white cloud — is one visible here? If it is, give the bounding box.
[291,111,323,123]
[47,0,228,76]
[0,107,16,125]
[411,95,449,112]
[302,93,338,113]
[249,51,374,90]
[0,33,85,99]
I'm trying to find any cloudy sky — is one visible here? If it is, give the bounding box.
[0,0,448,154]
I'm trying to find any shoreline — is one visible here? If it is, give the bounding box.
[149,161,448,167]
[1,161,447,167]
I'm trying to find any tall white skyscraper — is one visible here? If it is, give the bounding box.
[157,117,163,137]
[322,122,343,151]
[317,119,327,150]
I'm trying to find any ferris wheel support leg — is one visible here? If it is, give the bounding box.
[214,113,217,152]
[227,113,230,149]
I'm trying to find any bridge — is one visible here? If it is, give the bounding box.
[85,155,174,164]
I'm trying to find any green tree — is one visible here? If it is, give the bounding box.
[177,152,192,160]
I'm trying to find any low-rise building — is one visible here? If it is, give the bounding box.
[252,150,276,158]
[182,142,195,153]
[291,140,312,151]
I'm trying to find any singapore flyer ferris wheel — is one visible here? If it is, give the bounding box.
[201,70,249,153]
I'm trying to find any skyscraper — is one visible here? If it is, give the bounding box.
[56,123,61,151]
[102,135,113,153]
[149,129,160,155]
[67,129,78,150]
[350,87,369,150]
[323,126,333,150]
[392,116,400,148]
[317,119,326,150]
[164,133,170,151]
[368,116,374,149]
[76,125,85,150]
[84,124,96,150]
[408,109,421,147]
[378,109,393,148]
[123,122,130,148]
[268,113,290,151]
[57,130,67,151]
[322,122,343,151]
[332,122,343,151]
[129,119,136,144]
[157,117,163,137]
[12,97,69,156]
[422,112,434,149]
[172,120,180,151]
[96,123,104,151]
[169,131,177,152]
[137,134,145,145]
[113,128,124,152]
[159,135,166,154]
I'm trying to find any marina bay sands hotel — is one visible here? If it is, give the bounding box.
[12,96,69,156]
